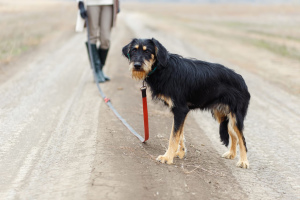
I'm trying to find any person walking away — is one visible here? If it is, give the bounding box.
[77,0,119,83]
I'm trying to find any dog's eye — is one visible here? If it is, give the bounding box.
[144,49,150,53]
[131,49,137,53]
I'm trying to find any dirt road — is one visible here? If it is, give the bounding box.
[0,2,299,200]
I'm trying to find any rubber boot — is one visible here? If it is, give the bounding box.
[85,42,106,83]
[98,48,110,81]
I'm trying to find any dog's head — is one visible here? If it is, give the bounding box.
[122,38,169,80]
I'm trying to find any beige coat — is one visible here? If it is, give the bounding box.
[75,0,119,32]
[111,0,119,27]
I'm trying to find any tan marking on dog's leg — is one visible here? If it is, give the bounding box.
[222,115,237,159]
[230,114,249,169]
[157,121,185,164]
[214,109,237,159]
[157,95,174,108]
[176,130,186,159]
[163,97,173,108]
[213,109,225,123]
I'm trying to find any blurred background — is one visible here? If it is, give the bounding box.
[0,0,300,199]
[1,0,299,93]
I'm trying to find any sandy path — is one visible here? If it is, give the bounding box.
[0,34,100,199]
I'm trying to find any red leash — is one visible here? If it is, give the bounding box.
[140,81,149,142]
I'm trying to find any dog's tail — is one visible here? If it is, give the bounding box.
[219,118,229,147]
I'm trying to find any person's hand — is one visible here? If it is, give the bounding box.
[78,1,87,19]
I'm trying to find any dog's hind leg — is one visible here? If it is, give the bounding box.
[213,109,229,146]
[222,114,238,159]
[214,109,237,159]
[229,113,249,169]
[157,106,189,164]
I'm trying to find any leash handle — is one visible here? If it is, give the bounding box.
[141,85,149,142]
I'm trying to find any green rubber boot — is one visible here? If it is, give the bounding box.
[85,42,105,83]
[98,48,110,81]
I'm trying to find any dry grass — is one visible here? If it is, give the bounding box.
[0,0,76,65]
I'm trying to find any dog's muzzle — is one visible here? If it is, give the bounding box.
[134,62,142,70]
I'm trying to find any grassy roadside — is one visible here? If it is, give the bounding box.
[185,22,300,61]
[153,13,300,62]
[0,0,76,65]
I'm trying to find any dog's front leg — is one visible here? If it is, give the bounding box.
[176,131,186,159]
[157,107,189,164]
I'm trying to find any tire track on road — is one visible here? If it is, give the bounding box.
[0,33,101,199]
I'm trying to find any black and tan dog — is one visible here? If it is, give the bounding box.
[122,38,251,169]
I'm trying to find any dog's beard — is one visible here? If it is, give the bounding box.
[131,69,147,80]
[129,59,155,80]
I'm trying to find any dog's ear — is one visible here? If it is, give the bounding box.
[122,39,138,60]
[122,42,131,60]
[152,38,169,67]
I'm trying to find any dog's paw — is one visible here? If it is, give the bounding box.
[156,155,174,164]
[175,150,186,159]
[236,160,250,169]
[176,147,186,159]
[222,151,236,159]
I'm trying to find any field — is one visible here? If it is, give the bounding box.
[0,0,76,84]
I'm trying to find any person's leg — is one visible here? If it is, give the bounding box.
[99,5,113,49]
[86,6,105,82]
[87,6,100,44]
[98,5,113,81]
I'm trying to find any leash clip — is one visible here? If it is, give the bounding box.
[140,81,147,91]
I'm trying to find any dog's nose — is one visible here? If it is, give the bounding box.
[134,62,142,69]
